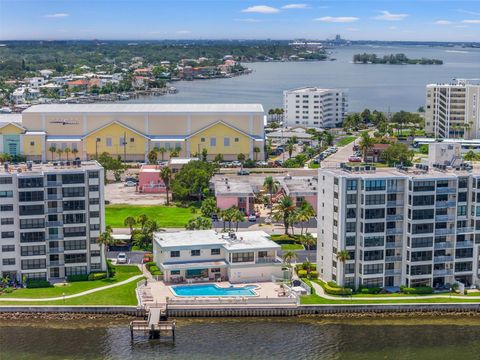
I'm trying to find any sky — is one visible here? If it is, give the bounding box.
[0,0,480,41]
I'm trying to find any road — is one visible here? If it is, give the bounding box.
[321,137,358,168]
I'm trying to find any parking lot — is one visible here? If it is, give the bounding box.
[105,182,167,205]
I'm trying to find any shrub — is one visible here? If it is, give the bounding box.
[400,286,433,295]
[358,286,381,294]
[88,272,107,281]
[327,281,339,288]
[26,279,52,288]
[296,264,303,271]
[67,274,89,282]
[145,261,156,270]
[323,282,353,296]
[309,271,319,279]
[297,270,308,278]
[3,287,14,293]
[107,260,116,277]
[309,263,317,271]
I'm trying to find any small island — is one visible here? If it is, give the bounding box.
[353,53,443,65]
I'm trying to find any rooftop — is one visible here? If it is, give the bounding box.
[214,178,254,196]
[281,176,318,196]
[170,157,199,165]
[23,103,265,114]
[222,231,280,251]
[285,87,341,94]
[1,160,103,176]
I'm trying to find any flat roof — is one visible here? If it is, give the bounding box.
[214,178,254,196]
[1,160,103,175]
[161,260,228,270]
[23,103,264,114]
[0,114,22,123]
[223,231,280,251]
[320,166,479,179]
[170,158,198,165]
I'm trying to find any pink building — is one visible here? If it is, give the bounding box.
[214,178,255,215]
[281,176,318,211]
[138,165,166,193]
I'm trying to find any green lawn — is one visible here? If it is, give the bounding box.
[336,136,357,147]
[0,279,142,306]
[308,162,320,169]
[0,265,141,299]
[105,204,197,228]
[281,244,305,251]
[300,294,480,305]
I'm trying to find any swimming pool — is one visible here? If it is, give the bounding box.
[170,283,258,297]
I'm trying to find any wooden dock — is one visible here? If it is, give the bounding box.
[130,305,175,341]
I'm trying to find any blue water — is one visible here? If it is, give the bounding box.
[171,284,257,297]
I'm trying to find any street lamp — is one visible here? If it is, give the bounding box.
[95,138,101,160]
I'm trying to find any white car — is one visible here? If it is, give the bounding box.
[248,214,257,222]
[116,253,128,264]
[124,181,137,187]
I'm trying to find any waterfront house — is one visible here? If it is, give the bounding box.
[214,177,255,215]
[153,230,284,283]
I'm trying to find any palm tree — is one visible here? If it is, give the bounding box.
[71,148,79,159]
[273,195,295,235]
[253,146,260,161]
[237,153,246,163]
[263,176,280,215]
[64,147,71,161]
[98,226,115,277]
[49,146,57,161]
[300,232,316,263]
[359,131,375,162]
[336,250,351,288]
[123,216,136,235]
[147,150,157,164]
[295,202,315,235]
[232,208,245,231]
[56,148,63,160]
[136,214,148,231]
[286,142,294,158]
[282,250,298,271]
[158,147,167,161]
[159,166,172,206]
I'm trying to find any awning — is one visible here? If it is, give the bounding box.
[46,136,83,142]
[161,260,227,270]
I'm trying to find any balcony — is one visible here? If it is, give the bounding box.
[47,181,62,187]
[46,194,62,201]
[48,247,64,254]
[434,242,453,249]
[456,240,474,248]
[433,269,454,276]
[46,234,64,240]
[48,261,65,267]
[435,215,455,222]
[46,221,63,227]
[434,255,454,263]
[385,242,403,249]
[436,187,456,194]
[457,227,474,234]
[385,269,401,276]
[435,201,456,208]
[256,256,282,264]
[387,201,404,207]
[435,228,455,235]
[387,187,403,193]
[386,215,404,221]
[386,228,403,235]
[385,255,402,262]
[47,207,63,214]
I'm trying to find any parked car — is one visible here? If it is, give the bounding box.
[256,161,268,167]
[125,177,138,183]
[231,161,242,167]
[117,253,128,264]
[248,214,257,222]
[274,160,284,167]
[124,181,137,187]
[348,156,362,162]
[353,144,360,151]
[211,213,219,221]
[237,169,250,176]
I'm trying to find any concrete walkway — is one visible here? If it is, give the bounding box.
[0,274,144,302]
[310,281,480,301]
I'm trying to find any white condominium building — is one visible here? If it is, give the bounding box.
[283,87,347,128]
[317,159,480,289]
[0,160,106,283]
[425,79,480,139]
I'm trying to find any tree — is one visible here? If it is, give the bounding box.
[358,131,375,162]
[64,147,71,161]
[56,148,63,160]
[336,250,351,287]
[171,160,215,202]
[159,166,172,206]
[147,150,158,164]
[252,146,260,161]
[286,142,294,158]
[232,208,245,231]
[201,148,208,162]
[273,195,295,235]
[185,216,212,230]
[300,232,316,252]
[220,207,236,231]
[380,143,415,166]
[48,146,57,161]
[98,226,115,277]
[123,216,136,235]
[263,176,280,215]
[237,153,246,163]
[214,153,224,163]
[201,197,219,218]
[71,147,79,159]
[282,250,298,268]
[295,201,315,235]
[464,150,478,162]
[158,147,167,161]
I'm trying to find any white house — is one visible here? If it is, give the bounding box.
[153,230,284,283]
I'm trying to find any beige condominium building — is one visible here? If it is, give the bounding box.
[0,103,266,162]
[425,79,480,139]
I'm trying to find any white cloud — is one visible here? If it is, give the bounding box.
[457,9,480,16]
[435,20,453,25]
[241,5,280,14]
[462,19,480,24]
[282,4,308,9]
[388,26,397,30]
[235,18,261,23]
[345,27,359,32]
[44,13,69,18]
[374,10,408,21]
[176,30,191,34]
[314,16,359,23]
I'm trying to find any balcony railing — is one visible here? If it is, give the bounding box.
[46,235,64,240]
[435,228,455,235]
[385,269,401,276]
[456,240,474,248]
[46,221,63,227]
[387,201,404,207]
[386,228,403,235]
[433,269,454,276]
[256,256,282,264]
[435,215,455,222]
[46,194,62,201]
[47,207,63,214]
[47,181,62,187]
[434,255,454,263]
[385,242,403,249]
[48,247,64,254]
[435,201,456,208]
[434,242,453,249]
[386,215,404,221]
[48,261,65,267]
[436,187,456,194]
[385,255,402,262]
[457,227,474,234]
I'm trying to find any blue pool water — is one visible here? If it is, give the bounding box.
[171,284,257,297]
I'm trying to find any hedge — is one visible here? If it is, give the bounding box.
[297,270,308,278]
[88,272,107,281]
[358,286,381,294]
[26,279,53,288]
[145,261,156,270]
[322,281,353,296]
[309,271,319,279]
[67,274,89,282]
[400,286,433,294]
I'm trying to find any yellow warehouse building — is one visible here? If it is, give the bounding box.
[0,104,266,162]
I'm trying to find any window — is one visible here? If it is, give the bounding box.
[1,218,14,225]
[364,236,384,247]
[63,200,85,211]
[90,198,100,205]
[89,185,99,192]
[64,240,86,250]
[18,177,43,188]
[455,261,472,272]
[0,191,13,198]
[91,250,101,257]
[365,194,385,205]
[88,171,99,179]
[90,211,100,218]
[65,266,88,276]
[21,245,46,256]
[2,245,15,252]
[364,180,386,191]
[171,270,181,275]
[211,248,221,255]
[223,137,231,147]
[231,252,254,263]
[0,205,13,212]
[346,180,357,191]
[412,237,433,248]
[64,226,86,238]
[90,224,100,230]
[65,253,87,264]
[21,259,46,270]
[410,264,432,275]
[170,251,180,258]
[234,138,239,142]
[20,218,45,229]
[364,250,384,261]
[62,174,84,184]
[210,137,216,147]
[364,222,385,233]
[412,195,434,206]
[363,264,383,274]
[411,251,432,262]
[201,138,205,142]
[63,187,85,198]
[130,138,135,143]
[2,258,15,266]
[106,138,112,147]
[1,231,14,239]
[64,213,85,224]
[20,232,45,243]
[0,177,13,184]
[191,249,201,256]
[412,223,433,234]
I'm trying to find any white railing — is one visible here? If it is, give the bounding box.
[167,297,298,306]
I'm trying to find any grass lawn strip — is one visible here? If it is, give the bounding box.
[105,204,197,228]
[336,136,357,147]
[281,244,304,251]
[0,265,141,299]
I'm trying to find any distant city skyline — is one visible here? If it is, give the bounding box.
[0,0,479,41]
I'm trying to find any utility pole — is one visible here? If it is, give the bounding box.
[123,131,127,163]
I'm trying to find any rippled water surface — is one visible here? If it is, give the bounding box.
[1,317,480,360]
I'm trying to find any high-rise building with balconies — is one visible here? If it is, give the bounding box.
[0,160,106,283]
